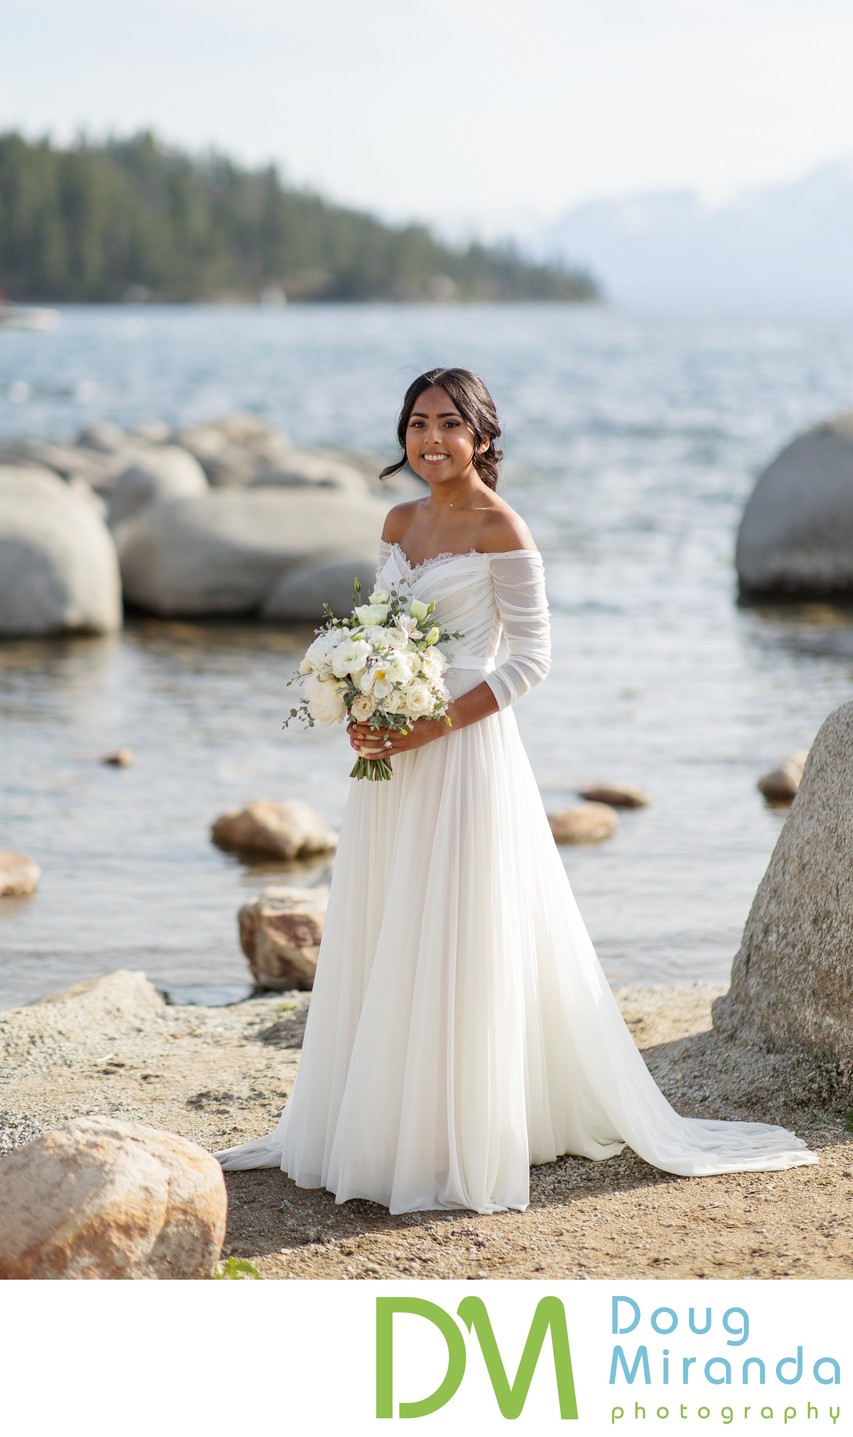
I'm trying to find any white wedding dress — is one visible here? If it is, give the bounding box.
[215,541,816,1213]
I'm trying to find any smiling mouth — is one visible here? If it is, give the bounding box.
[423,453,449,463]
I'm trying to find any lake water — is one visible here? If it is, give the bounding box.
[2,303,853,1008]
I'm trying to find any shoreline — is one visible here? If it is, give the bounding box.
[1,970,849,1280]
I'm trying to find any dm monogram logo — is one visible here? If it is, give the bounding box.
[375,1295,579,1420]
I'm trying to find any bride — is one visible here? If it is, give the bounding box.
[215,366,816,1214]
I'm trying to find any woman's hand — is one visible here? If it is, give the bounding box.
[347,716,448,762]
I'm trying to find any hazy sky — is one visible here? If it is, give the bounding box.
[6,0,853,233]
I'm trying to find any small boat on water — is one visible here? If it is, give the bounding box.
[0,299,60,331]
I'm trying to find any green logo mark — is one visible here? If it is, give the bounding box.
[376,1295,579,1420]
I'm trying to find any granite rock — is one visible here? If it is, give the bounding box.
[714,700,853,1060]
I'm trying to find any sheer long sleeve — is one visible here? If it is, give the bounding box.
[484,551,551,710]
[376,539,392,584]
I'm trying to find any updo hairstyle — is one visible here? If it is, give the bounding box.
[379,367,504,492]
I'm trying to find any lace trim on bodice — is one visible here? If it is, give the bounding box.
[384,540,538,582]
[386,540,487,581]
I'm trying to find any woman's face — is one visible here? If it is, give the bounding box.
[404,385,485,488]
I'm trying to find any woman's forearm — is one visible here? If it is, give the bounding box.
[445,680,500,732]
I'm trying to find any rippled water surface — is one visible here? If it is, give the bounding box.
[2,304,853,1007]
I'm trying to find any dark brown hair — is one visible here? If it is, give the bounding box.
[379,367,504,491]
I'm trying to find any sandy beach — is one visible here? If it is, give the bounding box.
[2,969,849,1281]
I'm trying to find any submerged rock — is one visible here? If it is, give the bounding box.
[548,802,619,844]
[0,852,40,898]
[577,782,651,808]
[0,1116,227,1279]
[757,751,809,804]
[211,800,338,860]
[714,699,853,1061]
[737,412,853,597]
[100,748,134,767]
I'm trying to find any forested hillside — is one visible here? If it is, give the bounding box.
[0,132,599,304]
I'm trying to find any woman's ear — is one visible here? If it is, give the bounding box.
[477,436,491,454]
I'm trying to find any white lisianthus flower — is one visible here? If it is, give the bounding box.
[368,588,390,605]
[408,599,430,624]
[405,683,434,718]
[372,672,394,701]
[359,663,394,696]
[331,636,371,679]
[354,602,389,626]
[383,653,416,685]
[350,693,376,721]
[423,626,441,647]
[304,673,347,725]
[358,667,377,693]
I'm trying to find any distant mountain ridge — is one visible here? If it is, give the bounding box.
[534,158,853,309]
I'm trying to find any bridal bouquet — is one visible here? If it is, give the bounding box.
[284,579,460,780]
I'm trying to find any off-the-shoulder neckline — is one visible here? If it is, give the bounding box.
[383,539,540,580]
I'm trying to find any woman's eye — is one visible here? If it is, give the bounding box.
[443,420,460,428]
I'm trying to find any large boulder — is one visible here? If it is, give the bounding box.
[0,1116,227,1279]
[116,488,384,616]
[713,699,853,1061]
[108,446,208,527]
[736,412,853,597]
[238,886,328,990]
[0,970,166,1068]
[78,421,130,453]
[0,467,122,636]
[212,799,337,859]
[250,449,368,498]
[173,417,292,487]
[0,439,123,490]
[263,554,376,620]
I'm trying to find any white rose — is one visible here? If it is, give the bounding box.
[354,602,389,626]
[303,673,347,726]
[330,636,371,679]
[420,651,446,681]
[350,693,376,721]
[385,626,410,651]
[381,690,406,715]
[368,588,390,605]
[404,683,434,718]
[300,629,340,676]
